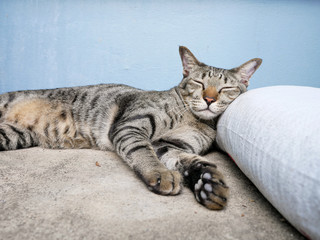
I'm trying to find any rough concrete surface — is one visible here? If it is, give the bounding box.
[0,148,304,240]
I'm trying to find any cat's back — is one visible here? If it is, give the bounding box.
[0,83,144,114]
[0,83,145,150]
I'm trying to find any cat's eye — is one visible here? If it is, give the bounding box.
[218,87,238,93]
[192,80,205,89]
[219,87,241,99]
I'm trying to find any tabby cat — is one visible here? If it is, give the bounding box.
[0,47,262,210]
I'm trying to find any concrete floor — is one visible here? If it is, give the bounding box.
[0,148,305,240]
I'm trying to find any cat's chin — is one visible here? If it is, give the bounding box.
[193,109,219,120]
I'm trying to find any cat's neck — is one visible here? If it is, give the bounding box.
[172,86,186,108]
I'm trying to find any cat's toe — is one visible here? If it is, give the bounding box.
[145,169,182,195]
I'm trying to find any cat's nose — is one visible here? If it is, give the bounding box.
[204,96,216,106]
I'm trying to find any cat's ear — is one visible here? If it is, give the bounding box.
[232,58,262,87]
[179,46,200,77]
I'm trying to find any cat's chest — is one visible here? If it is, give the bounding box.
[156,114,216,153]
[162,110,216,137]
[171,119,215,138]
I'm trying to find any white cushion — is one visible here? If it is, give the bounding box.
[216,86,320,240]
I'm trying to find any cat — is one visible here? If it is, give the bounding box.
[0,46,262,210]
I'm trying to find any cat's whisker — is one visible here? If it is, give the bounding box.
[166,102,191,115]
[173,108,188,117]
[167,106,186,115]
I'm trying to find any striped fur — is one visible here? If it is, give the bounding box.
[0,46,262,210]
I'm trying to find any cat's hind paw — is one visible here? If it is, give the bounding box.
[185,161,229,210]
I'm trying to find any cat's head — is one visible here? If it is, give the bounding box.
[178,46,262,120]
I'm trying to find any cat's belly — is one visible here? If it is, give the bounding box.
[3,97,117,150]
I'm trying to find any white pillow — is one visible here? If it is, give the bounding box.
[216,86,320,240]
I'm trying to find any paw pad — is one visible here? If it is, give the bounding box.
[200,191,207,200]
[203,172,211,180]
[194,179,203,191]
[204,183,212,192]
[184,160,229,210]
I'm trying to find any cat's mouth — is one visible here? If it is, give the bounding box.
[199,107,212,112]
[194,107,218,120]
[199,108,213,114]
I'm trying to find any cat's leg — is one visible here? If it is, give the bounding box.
[158,149,229,210]
[109,119,182,195]
[114,135,182,195]
[0,123,38,151]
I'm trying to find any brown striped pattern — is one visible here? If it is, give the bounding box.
[0,47,262,210]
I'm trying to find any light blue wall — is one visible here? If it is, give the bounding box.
[1,0,320,93]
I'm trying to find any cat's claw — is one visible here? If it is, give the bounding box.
[185,160,229,210]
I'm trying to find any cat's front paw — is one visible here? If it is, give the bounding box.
[184,161,229,210]
[142,169,182,195]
